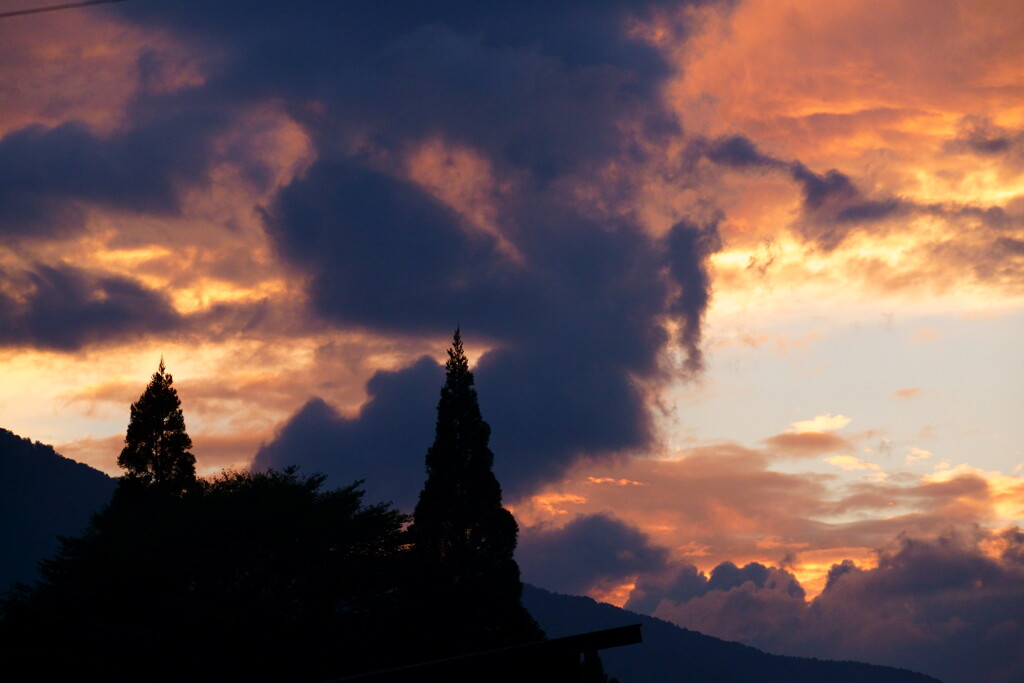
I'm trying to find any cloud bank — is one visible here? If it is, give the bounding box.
[639,527,1024,683]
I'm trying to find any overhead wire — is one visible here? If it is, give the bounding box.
[0,0,139,20]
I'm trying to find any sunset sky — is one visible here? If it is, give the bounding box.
[1,1,1022,680]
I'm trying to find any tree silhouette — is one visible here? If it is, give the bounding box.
[407,329,543,655]
[116,359,196,494]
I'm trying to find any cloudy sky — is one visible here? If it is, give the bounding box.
[1,1,1022,680]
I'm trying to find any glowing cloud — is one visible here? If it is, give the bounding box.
[789,413,852,433]
[905,447,934,464]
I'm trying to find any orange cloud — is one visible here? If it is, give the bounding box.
[660,0,1024,157]
[511,433,1024,608]
[763,431,851,457]
[404,137,523,263]
[585,476,648,487]
[624,0,1024,323]
[0,10,206,138]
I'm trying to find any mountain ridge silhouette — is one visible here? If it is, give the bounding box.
[0,427,116,591]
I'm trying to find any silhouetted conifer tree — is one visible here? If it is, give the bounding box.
[408,329,543,655]
[116,359,196,494]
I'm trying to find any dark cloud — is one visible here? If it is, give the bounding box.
[789,163,858,211]
[221,1,724,497]
[701,133,1022,275]
[787,163,905,248]
[0,111,223,239]
[927,203,1021,232]
[803,527,1024,683]
[994,236,1024,255]
[707,560,804,597]
[833,198,903,224]
[624,563,708,613]
[0,0,723,495]
[117,1,681,180]
[626,560,804,614]
[251,357,443,511]
[0,263,180,350]
[637,560,809,650]
[700,135,787,169]
[263,151,723,495]
[665,219,722,376]
[946,115,1024,164]
[518,513,669,595]
[477,345,655,495]
[0,262,291,352]
[638,527,1024,683]
[699,135,908,249]
[267,160,510,335]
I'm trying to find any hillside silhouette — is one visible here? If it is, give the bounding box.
[524,586,942,683]
[0,427,115,591]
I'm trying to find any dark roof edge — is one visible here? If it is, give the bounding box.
[329,624,643,682]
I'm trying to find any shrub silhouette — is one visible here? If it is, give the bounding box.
[1,467,407,681]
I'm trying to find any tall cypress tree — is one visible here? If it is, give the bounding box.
[408,329,543,655]
[116,359,196,495]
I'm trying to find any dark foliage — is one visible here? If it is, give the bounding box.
[407,329,544,657]
[117,359,197,494]
[0,468,408,681]
[1,341,548,679]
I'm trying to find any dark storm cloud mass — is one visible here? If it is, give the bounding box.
[518,513,669,595]
[267,161,512,334]
[0,263,180,350]
[264,165,723,495]
[264,152,716,495]
[117,1,683,184]
[0,109,225,239]
[0,0,720,497]
[202,0,723,496]
[642,527,1024,683]
[254,179,714,499]
[358,23,673,183]
[252,357,443,511]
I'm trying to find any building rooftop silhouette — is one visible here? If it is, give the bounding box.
[331,624,643,683]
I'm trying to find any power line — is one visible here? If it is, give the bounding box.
[0,0,139,20]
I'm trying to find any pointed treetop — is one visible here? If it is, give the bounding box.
[446,327,469,376]
[117,359,196,494]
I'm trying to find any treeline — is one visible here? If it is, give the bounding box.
[1,332,544,681]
